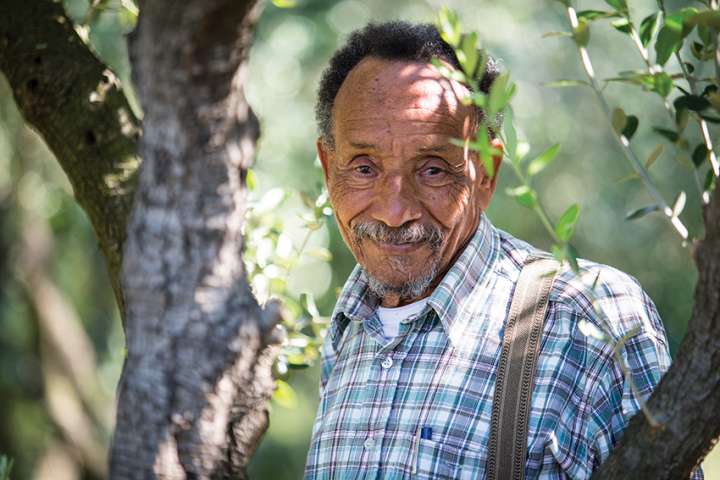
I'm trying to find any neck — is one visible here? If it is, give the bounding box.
[380,291,429,308]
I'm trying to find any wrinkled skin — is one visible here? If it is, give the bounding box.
[318,57,503,307]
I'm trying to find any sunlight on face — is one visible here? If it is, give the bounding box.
[318,57,502,306]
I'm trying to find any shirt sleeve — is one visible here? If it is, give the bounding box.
[585,270,677,469]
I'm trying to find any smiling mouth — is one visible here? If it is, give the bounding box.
[372,239,425,253]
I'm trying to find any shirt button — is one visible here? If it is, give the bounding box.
[364,436,375,449]
[380,355,392,369]
[381,356,393,369]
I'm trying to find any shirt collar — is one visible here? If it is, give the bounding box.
[327,213,500,350]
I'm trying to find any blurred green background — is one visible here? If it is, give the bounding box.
[0,0,718,478]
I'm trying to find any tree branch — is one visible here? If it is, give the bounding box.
[593,181,720,478]
[0,0,141,315]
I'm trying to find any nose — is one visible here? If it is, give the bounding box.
[370,173,422,227]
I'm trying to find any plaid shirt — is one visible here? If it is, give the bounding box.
[305,214,702,479]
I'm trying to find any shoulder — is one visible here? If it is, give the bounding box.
[494,226,667,347]
[550,256,668,350]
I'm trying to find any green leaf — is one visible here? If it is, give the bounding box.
[692,143,708,167]
[611,18,633,34]
[626,204,660,220]
[543,79,590,88]
[645,143,664,168]
[653,127,679,143]
[577,10,619,21]
[246,168,256,191]
[573,18,590,47]
[565,243,579,272]
[551,242,579,273]
[622,115,639,140]
[707,90,720,112]
[698,24,713,45]
[676,107,690,132]
[639,12,660,47]
[458,32,479,76]
[436,6,462,47]
[272,0,297,7]
[690,41,705,61]
[462,127,500,177]
[655,14,685,66]
[273,380,298,408]
[604,0,627,13]
[705,168,717,191]
[299,292,320,318]
[652,72,673,98]
[611,107,627,135]
[487,72,513,117]
[556,203,581,242]
[674,94,711,112]
[527,144,561,177]
[686,10,720,29]
[506,185,537,209]
[503,106,518,166]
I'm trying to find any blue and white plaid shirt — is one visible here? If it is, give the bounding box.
[304,213,701,479]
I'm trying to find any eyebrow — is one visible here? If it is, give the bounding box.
[349,141,377,150]
[417,145,450,154]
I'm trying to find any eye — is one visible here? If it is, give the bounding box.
[422,166,445,176]
[355,164,374,176]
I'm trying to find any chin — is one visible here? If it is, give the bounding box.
[364,262,440,301]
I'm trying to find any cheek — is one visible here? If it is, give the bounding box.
[328,177,372,231]
[422,181,474,229]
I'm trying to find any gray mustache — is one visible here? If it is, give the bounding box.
[352,221,444,250]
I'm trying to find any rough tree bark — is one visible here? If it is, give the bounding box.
[0,0,141,315]
[110,0,284,477]
[592,181,720,479]
[1,0,719,478]
[1,0,282,477]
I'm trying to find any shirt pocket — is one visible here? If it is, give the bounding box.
[451,440,489,479]
[407,437,459,480]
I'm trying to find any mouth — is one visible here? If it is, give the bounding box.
[371,239,425,254]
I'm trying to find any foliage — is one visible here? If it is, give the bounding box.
[243,174,333,403]
[436,6,583,270]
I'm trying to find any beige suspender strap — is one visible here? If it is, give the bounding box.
[487,257,559,480]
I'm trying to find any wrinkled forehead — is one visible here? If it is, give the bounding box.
[333,57,473,136]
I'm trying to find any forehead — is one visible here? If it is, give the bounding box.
[332,57,472,141]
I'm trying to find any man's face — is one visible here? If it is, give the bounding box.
[318,57,502,307]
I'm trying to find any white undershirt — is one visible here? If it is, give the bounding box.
[376,298,429,339]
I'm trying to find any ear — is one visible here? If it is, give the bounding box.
[317,137,331,184]
[478,138,503,210]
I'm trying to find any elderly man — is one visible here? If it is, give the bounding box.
[303,21,686,479]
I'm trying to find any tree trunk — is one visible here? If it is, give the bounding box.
[1,0,282,477]
[110,0,283,477]
[592,180,720,479]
